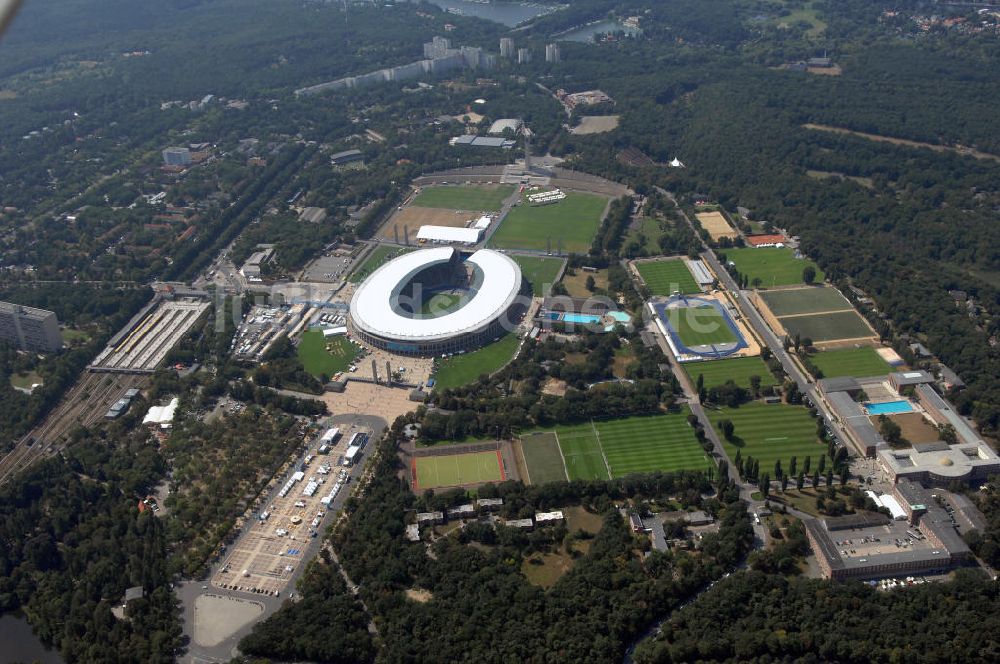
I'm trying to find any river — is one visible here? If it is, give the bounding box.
[0,614,64,664]
[556,19,641,43]
[403,0,559,27]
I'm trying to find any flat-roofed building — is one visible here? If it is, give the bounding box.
[448,504,476,519]
[416,511,445,526]
[0,301,62,352]
[503,518,534,530]
[477,498,503,512]
[535,510,564,525]
[878,441,1000,484]
[889,370,935,392]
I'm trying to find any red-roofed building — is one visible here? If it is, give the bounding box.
[746,234,786,248]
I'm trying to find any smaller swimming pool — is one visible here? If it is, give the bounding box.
[562,313,602,324]
[866,400,914,415]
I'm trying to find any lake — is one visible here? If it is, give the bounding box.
[403,0,558,27]
[557,19,641,43]
[0,614,63,664]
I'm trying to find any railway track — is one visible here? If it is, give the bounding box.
[0,371,148,486]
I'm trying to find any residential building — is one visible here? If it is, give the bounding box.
[545,43,561,63]
[0,301,62,352]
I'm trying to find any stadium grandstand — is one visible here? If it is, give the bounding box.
[349,248,526,355]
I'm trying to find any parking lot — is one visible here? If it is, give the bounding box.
[210,422,371,596]
[301,251,354,282]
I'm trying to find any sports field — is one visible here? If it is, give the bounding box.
[298,330,359,377]
[724,247,824,288]
[778,310,873,342]
[349,245,414,282]
[490,192,607,253]
[519,432,568,484]
[760,286,851,316]
[420,291,466,317]
[809,346,892,378]
[636,259,701,295]
[411,184,514,210]
[707,402,822,472]
[686,356,775,390]
[512,255,564,297]
[665,304,738,346]
[413,451,504,489]
[432,334,520,390]
[541,412,709,481]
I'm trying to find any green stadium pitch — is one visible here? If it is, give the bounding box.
[412,451,505,490]
[636,259,701,295]
[665,304,738,347]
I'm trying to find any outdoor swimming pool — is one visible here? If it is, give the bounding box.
[562,313,602,324]
[865,400,914,415]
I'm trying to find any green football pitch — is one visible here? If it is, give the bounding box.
[519,432,568,484]
[490,192,607,253]
[411,184,514,210]
[759,286,851,316]
[666,304,738,346]
[778,310,873,342]
[538,411,709,482]
[809,346,892,378]
[723,247,825,288]
[685,356,776,390]
[707,402,822,473]
[413,451,504,489]
[636,259,702,295]
[511,255,564,297]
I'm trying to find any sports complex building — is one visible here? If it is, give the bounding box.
[349,247,526,355]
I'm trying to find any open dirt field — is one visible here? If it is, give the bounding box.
[570,115,620,134]
[695,211,738,241]
[380,206,477,240]
[877,412,942,444]
[321,382,421,422]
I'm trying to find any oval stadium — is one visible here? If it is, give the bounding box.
[349,247,526,355]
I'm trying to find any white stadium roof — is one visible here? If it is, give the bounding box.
[350,248,521,343]
[416,225,483,244]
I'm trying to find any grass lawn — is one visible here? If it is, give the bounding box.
[520,432,568,484]
[778,310,873,342]
[432,334,520,390]
[759,286,851,316]
[723,247,824,288]
[490,192,607,253]
[808,346,892,378]
[412,450,504,489]
[562,267,608,298]
[686,356,775,390]
[411,184,514,210]
[666,305,737,346]
[636,258,702,295]
[511,255,564,297]
[298,331,359,377]
[349,245,414,282]
[626,216,664,254]
[10,371,43,390]
[707,402,822,474]
[60,328,90,344]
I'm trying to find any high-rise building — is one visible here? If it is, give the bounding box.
[162,147,192,166]
[500,37,514,58]
[545,43,561,63]
[517,47,532,64]
[423,36,452,60]
[0,301,62,352]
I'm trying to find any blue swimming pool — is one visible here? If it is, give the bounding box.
[562,313,602,324]
[865,400,914,415]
